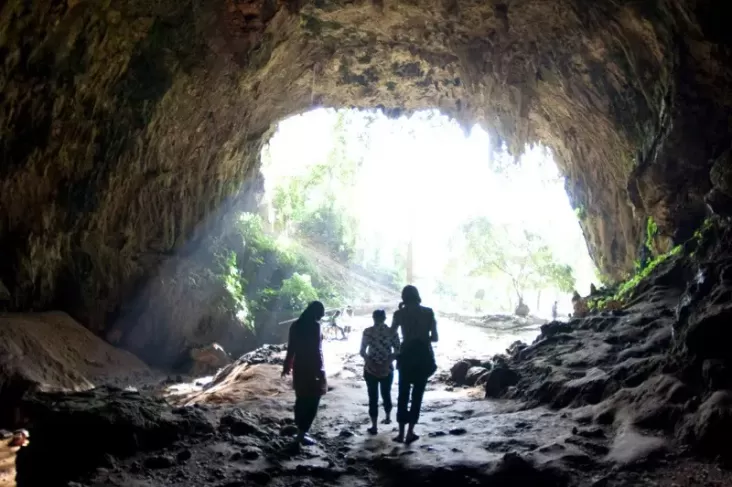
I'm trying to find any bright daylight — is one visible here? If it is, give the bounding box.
[255,108,597,321]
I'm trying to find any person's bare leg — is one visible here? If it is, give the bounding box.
[394,423,405,442]
[405,379,426,443]
[368,416,378,435]
[405,423,418,444]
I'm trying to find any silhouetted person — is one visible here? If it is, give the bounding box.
[391,285,438,444]
[282,301,327,445]
[551,301,558,320]
[360,309,400,434]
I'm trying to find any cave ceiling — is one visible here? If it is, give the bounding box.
[1,0,731,362]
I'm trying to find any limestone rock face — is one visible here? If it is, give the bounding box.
[1,0,731,362]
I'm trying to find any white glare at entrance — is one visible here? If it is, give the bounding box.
[261,109,597,318]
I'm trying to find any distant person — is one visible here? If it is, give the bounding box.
[360,309,400,434]
[282,301,328,446]
[551,301,558,321]
[326,310,347,340]
[391,285,438,444]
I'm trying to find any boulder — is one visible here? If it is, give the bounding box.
[219,408,268,438]
[539,322,573,338]
[450,361,471,385]
[552,368,614,408]
[465,367,490,386]
[486,452,567,486]
[0,312,150,426]
[506,341,528,358]
[515,302,530,317]
[484,367,520,398]
[678,390,732,459]
[684,303,732,361]
[189,343,232,376]
[16,387,214,486]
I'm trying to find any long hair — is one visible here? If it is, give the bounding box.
[400,285,421,307]
[296,301,325,326]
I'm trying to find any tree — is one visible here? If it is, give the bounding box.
[460,217,576,308]
[269,110,364,262]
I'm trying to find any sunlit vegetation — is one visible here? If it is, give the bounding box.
[213,214,341,339]
[587,217,717,312]
[446,218,576,311]
[248,108,597,319]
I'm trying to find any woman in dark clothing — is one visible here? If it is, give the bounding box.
[391,285,438,444]
[282,301,327,445]
[360,309,401,434]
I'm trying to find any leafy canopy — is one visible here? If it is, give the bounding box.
[460,217,576,299]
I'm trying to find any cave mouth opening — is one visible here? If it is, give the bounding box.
[252,107,598,321]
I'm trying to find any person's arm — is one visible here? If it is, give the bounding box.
[390,311,400,335]
[429,310,438,343]
[317,327,325,375]
[282,324,295,376]
[390,329,401,360]
[359,330,369,360]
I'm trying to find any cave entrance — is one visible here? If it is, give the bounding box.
[246,107,597,329]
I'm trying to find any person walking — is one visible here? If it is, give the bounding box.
[282,301,328,445]
[391,285,438,444]
[360,309,400,434]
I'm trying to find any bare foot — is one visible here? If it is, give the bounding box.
[393,434,404,443]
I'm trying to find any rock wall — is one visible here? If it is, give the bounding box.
[1,0,731,364]
[481,220,732,464]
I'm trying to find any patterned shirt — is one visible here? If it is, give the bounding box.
[360,324,400,377]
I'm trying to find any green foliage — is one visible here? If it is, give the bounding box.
[268,111,361,263]
[574,205,587,220]
[461,217,577,300]
[278,273,319,311]
[298,205,356,262]
[215,213,342,337]
[615,244,682,301]
[593,266,611,286]
[645,216,658,250]
[692,216,715,242]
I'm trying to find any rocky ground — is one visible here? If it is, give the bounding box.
[6,287,732,487]
[6,222,732,487]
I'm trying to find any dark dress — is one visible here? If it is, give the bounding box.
[284,319,326,433]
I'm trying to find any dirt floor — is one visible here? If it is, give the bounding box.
[0,302,726,487]
[8,312,725,487]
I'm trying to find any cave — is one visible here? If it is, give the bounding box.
[2,0,732,486]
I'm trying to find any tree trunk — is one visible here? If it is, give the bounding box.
[536,289,542,311]
[406,238,414,284]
